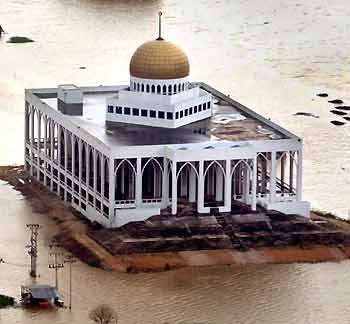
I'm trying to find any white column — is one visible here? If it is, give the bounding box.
[245,166,250,203]
[43,118,47,186]
[93,150,97,205]
[198,160,204,213]
[36,112,41,181]
[189,167,196,203]
[171,161,177,215]
[296,149,303,201]
[270,151,276,203]
[24,107,29,172]
[289,152,294,194]
[215,167,224,201]
[71,136,75,178]
[224,159,232,211]
[78,139,82,205]
[251,156,257,211]
[86,147,90,188]
[281,153,286,196]
[109,158,115,222]
[30,108,34,147]
[64,131,68,201]
[162,159,169,207]
[30,109,34,176]
[136,157,142,206]
[50,122,54,190]
[37,113,41,176]
[57,126,61,170]
[101,156,105,201]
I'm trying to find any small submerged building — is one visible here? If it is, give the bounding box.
[24,14,310,228]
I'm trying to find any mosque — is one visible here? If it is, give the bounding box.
[24,13,310,228]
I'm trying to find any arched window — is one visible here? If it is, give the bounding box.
[137,83,140,92]
[151,85,155,93]
[157,85,161,94]
[146,84,150,93]
[163,85,167,94]
[141,84,144,92]
[182,83,185,91]
[168,84,172,94]
[178,84,181,92]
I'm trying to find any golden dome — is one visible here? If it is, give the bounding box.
[130,39,190,80]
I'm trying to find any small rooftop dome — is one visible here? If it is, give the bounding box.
[130,40,189,80]
[129,12,190,80]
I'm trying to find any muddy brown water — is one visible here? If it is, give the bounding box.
[2,0,350,323]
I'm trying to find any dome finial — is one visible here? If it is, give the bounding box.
[157,11,164,41]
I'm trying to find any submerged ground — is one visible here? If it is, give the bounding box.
[2,165,350,273]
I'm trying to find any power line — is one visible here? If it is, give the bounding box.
[64,255,77,310]
[48,241,64,290]
[26,224,40,278]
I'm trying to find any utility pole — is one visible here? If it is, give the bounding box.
[48,241,64,289]
[26,224,40,278]
[64,255,76,310]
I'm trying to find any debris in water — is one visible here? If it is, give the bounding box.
[317,93,328,97]
[328,99,344,104]
[343,116,350,122]
[293,112,319,118]
[335,106,350,111]
[7,36,34,44]
[330,110,347,116]
[330,120,345,126]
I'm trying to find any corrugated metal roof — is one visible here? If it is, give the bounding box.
[27,285,59,300]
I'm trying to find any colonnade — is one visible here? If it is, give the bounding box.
[24,102,111,218]
[25,101,303,223]
[131,80,188,95]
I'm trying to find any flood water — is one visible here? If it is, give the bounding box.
[1,0,350,323]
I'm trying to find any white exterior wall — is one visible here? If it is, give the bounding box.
[130,76,190,94]
[24,85,310,229]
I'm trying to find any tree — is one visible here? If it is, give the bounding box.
[89,304,118,324]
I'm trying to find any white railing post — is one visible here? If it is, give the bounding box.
[270,151,276,203]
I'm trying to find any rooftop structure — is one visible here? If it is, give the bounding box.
[24,13,310,228]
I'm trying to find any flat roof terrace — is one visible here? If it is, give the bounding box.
[28,83,297,150]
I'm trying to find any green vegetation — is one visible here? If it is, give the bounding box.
[0,294,15,308]
[7,36,34,44]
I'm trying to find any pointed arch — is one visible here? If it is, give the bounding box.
[176,161,199,180]
[74,139,79,177]
[204,160,225,206]
[142,158,163,199]
[115,158,137,175]
[81,142,87,183]
[204,160,226,178]
[104,158,109,199]
[59,127,66,168]
[230,159,252,178]
[88,148,94,187]
[163,84,167,94]
[231,159,252,201]
[115,158,136,201]
[157,85,161,94]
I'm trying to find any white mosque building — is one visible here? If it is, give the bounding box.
[24,13,310,228]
